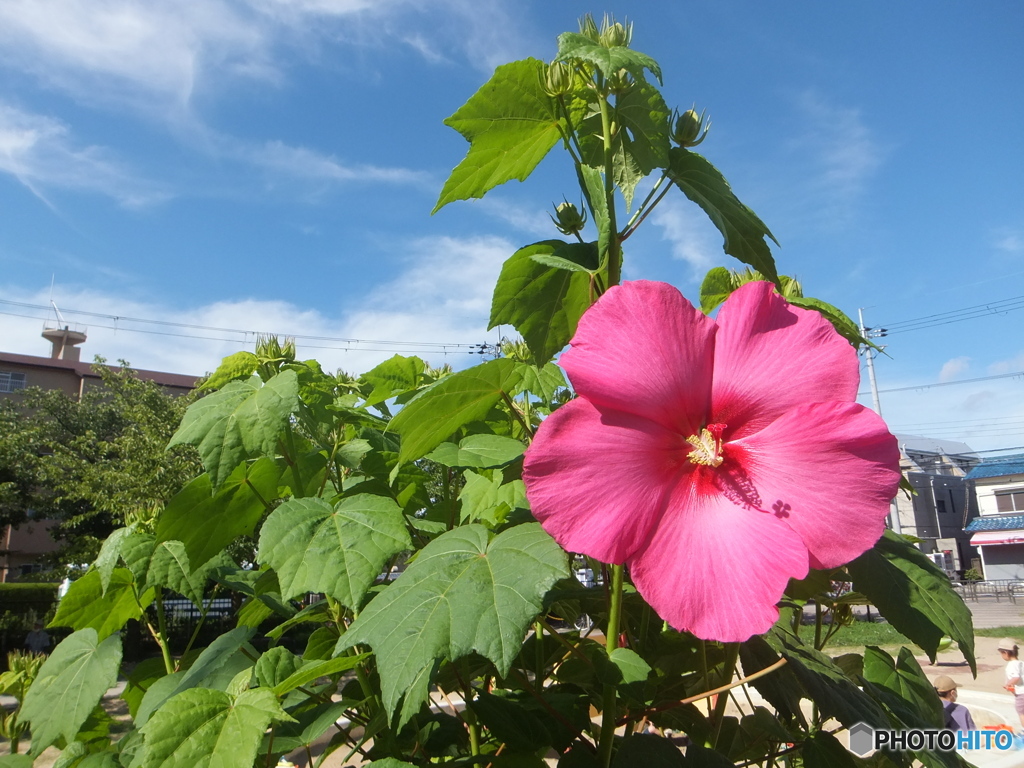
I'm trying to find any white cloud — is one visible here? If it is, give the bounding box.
[249,140,429,186]
[938,356,971,383]
[989,351,1024,375]
[993,228,1024,255]
[0,234,509,377]
[650,196,720,274]
[788,91,882,229]
[0,102,167,206]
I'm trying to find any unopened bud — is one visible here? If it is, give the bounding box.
[543,61,574,97]
[600,20,631,48]
[578,14,600,42]
[606,68,633,95]
[672,107,710,148]
[550,201,587,236]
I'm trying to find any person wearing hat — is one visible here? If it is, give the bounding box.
[998,637,1024,729]
[934,675,975,731]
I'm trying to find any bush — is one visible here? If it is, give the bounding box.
[0,583,59,614]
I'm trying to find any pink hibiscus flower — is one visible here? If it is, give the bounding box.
[523,280,900,642]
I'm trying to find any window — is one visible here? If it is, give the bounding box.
[936,499,947,514]
[0,371,26,393]
[996,491,1024,513]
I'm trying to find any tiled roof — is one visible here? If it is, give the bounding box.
[966,515,1024,532]
[966,454,1024,480]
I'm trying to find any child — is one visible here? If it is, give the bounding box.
[934,675,975,731]
[998,637,1024,730]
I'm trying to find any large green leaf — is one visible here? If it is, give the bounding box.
[435,59,560,212]
[168,371,299,487]
[847,530,976,673]
[93,526,135,595]
[139,688,291,768]
[555,33,662,84]
[427,434,525,469]
[361,355,426,407]
[458,470,526,527]
[339,523,568,717]
[863,646,943,730]
[155,457,281,570]
[20,630,121,756]
[489,241,595,366]
[667,148,779,283]
[50,568,149,640]
[134,627,257,727]
[258,494,411,607]
[389,358,524,464]
[200,351,259,391]
[118,534,216,608]
[765,627,890,730]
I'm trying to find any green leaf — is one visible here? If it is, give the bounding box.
[389,359,524,464]
[489,241,594,366]
[698,267,734,314]
[20,630,121,757]
[271,654,368,696]
[847,530,975,673]
[254,646,304,690]
[339,523,568,717]
[93,526,135,595]
[765,627,890,730]
[427,435,525,469]
[435,59,560,212]
[607,647,652,685]
[458,470,526,526]
[200,351,259,391]
[361,355,426,407]
[667,148,779,283]
[789,296,870,348]
[270,702,347,754]
[139,688,292,768]
[0,757,35,768]
[610,734,683,767]
[802,731,861,768]
[135,627,256,727]
[556,33,662,84]
[514,361,568,403]
[156,457,282,570]
[168,371,299,487]
[258,494,411,607]
[471,691,552,753]
[863,646,943,729]
[49,569,148,640]
[613,77,671,174]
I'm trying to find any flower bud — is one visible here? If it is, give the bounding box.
[600,20,631,48]
[577,14,600,42]
[672,107,710,148]
[550,201,587,236]
[543,61,574,97]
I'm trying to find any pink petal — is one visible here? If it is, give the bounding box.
[729,401,900,569]
[559,281,715,437]
[629,477,810,642]
[523,397,691,564]
[711,282,860,440]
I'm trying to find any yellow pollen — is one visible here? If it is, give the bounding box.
[686,425,725,467]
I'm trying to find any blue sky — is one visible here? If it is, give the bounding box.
[1,1,1021,453]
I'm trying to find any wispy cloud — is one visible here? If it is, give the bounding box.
[249,140,429,186]
[787,91,883,229]
[0,102,167,207]
[993,228,1024,255]
[938,356,971,383]
[650,196,720,275]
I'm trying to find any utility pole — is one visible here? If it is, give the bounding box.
[859,308,901,534]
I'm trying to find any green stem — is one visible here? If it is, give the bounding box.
[282,424,304,494]
[154,588,174,674]
[597,563,625,768]
[814,603,823,650]
[597,89,621,288]
[534,619,545,685]
[709,643,740,749]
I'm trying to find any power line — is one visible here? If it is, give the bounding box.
[0,301,493,355]
[858,370,1024,396]
[873,295,1024,336]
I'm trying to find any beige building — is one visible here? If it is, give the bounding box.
[889,435,980,575]
[0,325,198,581]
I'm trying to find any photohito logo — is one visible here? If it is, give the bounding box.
[848,723,1020,755]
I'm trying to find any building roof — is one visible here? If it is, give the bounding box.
[965,514,1024,532]
[895,434,977,458]
[0,351,198,390]
[966,454,1024,481]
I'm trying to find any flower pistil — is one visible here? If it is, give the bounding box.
[686,423,727,467]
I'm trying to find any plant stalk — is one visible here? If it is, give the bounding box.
[598,563,624,768]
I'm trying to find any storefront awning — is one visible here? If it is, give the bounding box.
[970,531,1024,546]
